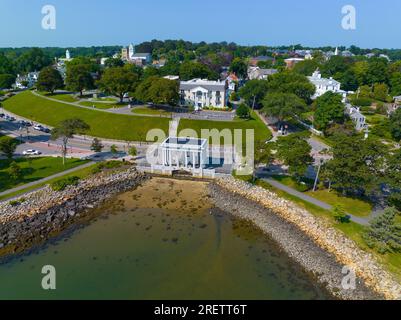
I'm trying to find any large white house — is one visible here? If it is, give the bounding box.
[308,69,345,99]
[179,79,227,110]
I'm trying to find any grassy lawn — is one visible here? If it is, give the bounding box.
[0,157,88,193]
[0,162,96,201]
[250,178,401,280]
[306,189,372,217]
[78,101,123,109]
[132,107,172,116]
[178,111,272,148]
[271,174,372,217]
[38,92,78,103]
[2,91,170,141]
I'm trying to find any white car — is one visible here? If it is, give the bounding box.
[23,149,42,156]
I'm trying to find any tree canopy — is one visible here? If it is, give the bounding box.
[313,92,345,131]
[262,92,307,123]
[97,67,139,102]
[36,67,64,93]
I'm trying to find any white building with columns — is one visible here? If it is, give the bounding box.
[308,69,346,99]
[159,137,209,170]
[179,79,227,110]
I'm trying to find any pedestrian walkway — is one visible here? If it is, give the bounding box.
[260,177,373,226]
[0,161,95,200]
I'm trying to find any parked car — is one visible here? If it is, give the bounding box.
[23,149,42,155]
[17,120,31,127]
[4,115,15,121]
[0,113,5,118]
[33,125,50,133]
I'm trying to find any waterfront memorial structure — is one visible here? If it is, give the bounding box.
[159,137,208,170]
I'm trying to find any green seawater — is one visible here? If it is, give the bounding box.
[0,179,331,300]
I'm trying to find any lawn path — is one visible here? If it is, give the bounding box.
[260,177,380,226]
[0,161,95,199]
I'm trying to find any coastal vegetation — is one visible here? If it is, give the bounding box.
[0,157,88,193]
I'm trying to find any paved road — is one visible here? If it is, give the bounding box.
[0,161,96,200]
[260,177,371,226]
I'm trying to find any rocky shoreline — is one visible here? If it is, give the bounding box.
[0,167,148,256]
[210,176,401,300]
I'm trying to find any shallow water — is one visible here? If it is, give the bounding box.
[0,178,331,300]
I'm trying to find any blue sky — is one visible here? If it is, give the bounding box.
[0,0,400,48]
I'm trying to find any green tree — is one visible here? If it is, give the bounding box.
[104,58,124,68]
[274,133,313,180]
[179,61,217,81]
[16,48,52,73]
[134,76,179,105]
[110,144,118,156]
[313,92,345,131]
[90,138,104,153]
[51,118,90,165]
[97,67,139,102]
[65,64,94,97]
[390,72,401,96]
[236,103,251,119]
[0,74,16,89]
[9,161,23,181]
[322,134,387,197]
[262,92,306,124]
[389,108,401,141]
[266,71,315,102]
[0,53,15,75]
[0,136,18,159]
[36,66,64,94]
[129,146,138,157]
[372,83,389,102]
[363,208,401,254]
[229,58,247,79]
[366,57,389,85]
[293,60,321,76]
[238,79,269,109]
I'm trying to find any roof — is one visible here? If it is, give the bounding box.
[180,79,226,91]
[161,137,208,151]
[308,76,340,87]
[131,53,151,58]
[259,68,278,76]
[251,56,274,61]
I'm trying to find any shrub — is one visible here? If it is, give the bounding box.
[51,176,80,191]
[236,103,251,119]
[332,204,351,223]
[350,97,373,107]
[230,92,239,101]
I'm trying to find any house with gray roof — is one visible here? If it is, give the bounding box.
[345,104,367,131]
[247,66,278,80]
[179,78,227,110]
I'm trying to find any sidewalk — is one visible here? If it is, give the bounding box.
[260,177,372,226]
[0,161,95,200]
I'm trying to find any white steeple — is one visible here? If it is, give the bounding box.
[66,49,71,60]
[128,44,135,59]
[334,47,339,56]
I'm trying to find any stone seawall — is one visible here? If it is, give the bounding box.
[211,176,401,300]
[0,167,148,255]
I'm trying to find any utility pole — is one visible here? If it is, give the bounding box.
[313,158,324,192]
